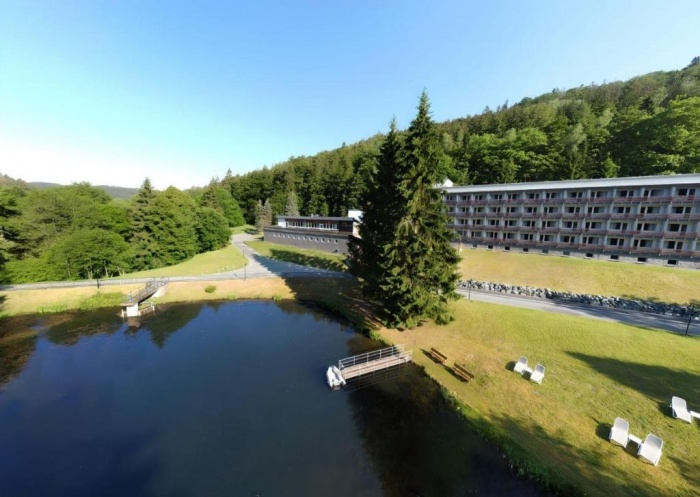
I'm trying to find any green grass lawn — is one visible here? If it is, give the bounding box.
[459,248,700,304]
[246,241,347,272]
[380,300,700,496]
[230,224,257,235]
[112,244,247,279]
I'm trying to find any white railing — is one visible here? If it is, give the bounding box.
[338,345,407,370]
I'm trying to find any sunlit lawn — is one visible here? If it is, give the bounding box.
[379,300,700,496]
[112,244,247,279]
[230,224,257,235]
[247,241,347,272]
[459,248,700,304]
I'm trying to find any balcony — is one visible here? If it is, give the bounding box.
[663,231,698,239]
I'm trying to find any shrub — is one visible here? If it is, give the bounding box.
[204,285,216,294]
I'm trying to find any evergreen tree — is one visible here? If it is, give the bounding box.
[351,93,460,328]
[129,178,158,270]
[284,190,300,216]
[254,199,273,232]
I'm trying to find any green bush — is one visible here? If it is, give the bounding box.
[78,292,124,311]
[204,285,216,294]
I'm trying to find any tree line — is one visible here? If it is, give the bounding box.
[225,59,700,223]
[0,179,245,283]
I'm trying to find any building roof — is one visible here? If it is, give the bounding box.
[277,215,356,222]
[441,173,700,194]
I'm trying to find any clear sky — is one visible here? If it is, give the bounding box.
[1,1,699,190]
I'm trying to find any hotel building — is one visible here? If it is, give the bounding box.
[443,174,700,269]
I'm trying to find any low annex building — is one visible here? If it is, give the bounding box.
[263,211,362,255]
[442,174,700,269]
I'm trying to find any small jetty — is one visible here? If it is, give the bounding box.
[327,345,413,389]
[121,279,167,318]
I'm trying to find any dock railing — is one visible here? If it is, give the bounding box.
[339,345,407,371]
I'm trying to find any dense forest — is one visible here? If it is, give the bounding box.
[0,179,244,283]
[225,59,700,222]
[1,60,699,283]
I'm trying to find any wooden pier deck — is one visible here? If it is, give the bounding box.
[338,345,412,381]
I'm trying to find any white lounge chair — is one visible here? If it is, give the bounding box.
[671,396,693,423]
[637,434,663,466]
[530,364,545,384]
[609,417,630,448]
[513,356,528,374]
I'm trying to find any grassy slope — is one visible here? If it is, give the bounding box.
[460,249,700,304]
[112,244,247,279]
[230,224,257,235]
[247,241,347,272]
[379,300,700,497]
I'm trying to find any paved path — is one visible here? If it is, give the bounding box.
[458,288,698,336]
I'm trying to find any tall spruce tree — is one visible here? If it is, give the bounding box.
[352,92,460,327]
[284,190,300,216]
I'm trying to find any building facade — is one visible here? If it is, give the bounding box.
[263,212,361,255]
[443,174,700,269]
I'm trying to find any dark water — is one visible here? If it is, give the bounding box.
[0,301,542,497]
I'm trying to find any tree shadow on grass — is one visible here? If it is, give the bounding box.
[566,352,700,405]
[484,412,668,497]
[268,247,346,272]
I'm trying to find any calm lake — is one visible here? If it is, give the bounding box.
[0,301,542,496]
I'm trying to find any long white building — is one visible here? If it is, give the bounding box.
[442,174,700,269]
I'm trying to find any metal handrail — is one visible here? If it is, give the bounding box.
[338,345,406,370]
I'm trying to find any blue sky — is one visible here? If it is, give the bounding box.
[1,1,699,189]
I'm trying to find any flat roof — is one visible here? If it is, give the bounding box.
[277,216,355,222]
[442,173,700,194]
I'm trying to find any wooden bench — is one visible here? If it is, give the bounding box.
[453,362,475,382]
[429,348,448,364]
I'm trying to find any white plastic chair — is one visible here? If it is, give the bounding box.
[637,434,663,466]
[513,356,528,374]
[530,364,545,384]
[609,417,630,448]
[671,396,692,423]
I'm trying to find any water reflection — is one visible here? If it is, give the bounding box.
[0,301,543,496]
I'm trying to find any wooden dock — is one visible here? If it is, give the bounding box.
[338,345,412,381]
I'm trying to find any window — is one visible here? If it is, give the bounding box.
[473,219,483,226]
[677,188,696,196]
[617,190,634,197]
[545,192,559,199]
[610,255,619,261]
[590,191,607,198]
[475,194,484,201]
[610,222,628,230]
[673,206,691,214]
[507,193,520,200]
[586,253,594,258]
[488,219,500,226]
[583,237,599,245]
[566,206,581,214]
[486,232,497,239]
[503,232,516,240]
[564,221,578,229]
[637,257,647,263]
[506,206,518,213]
[461,195,469,201]
[545,206,558,213]
[506,220,517,226]
[585,222,602,230]
[527,193,540,200]
[445,195,455,201]
[614,206,631,214]
[521,233,534,241]
[459,207,469,213]
[636,223,657,231]
[522,220,535,227]
[539,234,553,242]
[667,259,678,266]
[587,206,602,214]
[643,189,663,197]
[490,207,502,214]
[633,239,652,248]
[474,207,484,213]
[639,206,658,214]
[568,191,583,198]
[543,220,556,228]
[491,194,503,200]
[668,223,688,233]
[665,241,683,250]
[608,238,625,246]
[525,206,538,213]
[560,235,576,244]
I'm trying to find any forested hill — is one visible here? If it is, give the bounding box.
[225,58,700,223]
